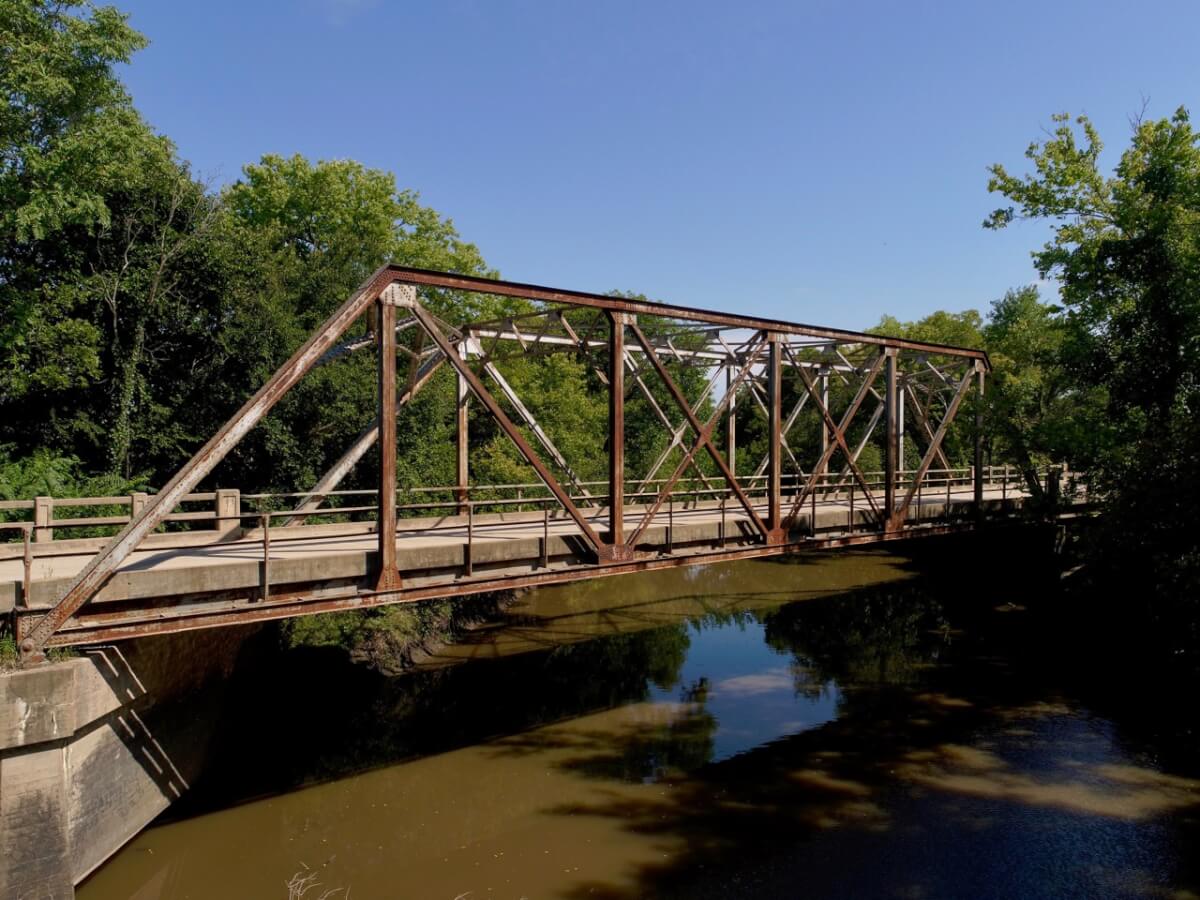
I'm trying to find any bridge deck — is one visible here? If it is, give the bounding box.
[2,487,1028,639]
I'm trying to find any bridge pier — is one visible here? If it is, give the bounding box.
[1,655,163,897]
[0,630,253,896]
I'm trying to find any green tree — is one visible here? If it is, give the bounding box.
[216,154,514,494]
[987,108,1200,654]
[0,0,234,481]
[981,286,1107,490]
[0,0,148,408]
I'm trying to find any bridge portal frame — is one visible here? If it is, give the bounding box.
[15,266,990,663]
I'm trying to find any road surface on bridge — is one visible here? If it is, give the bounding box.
[2,486,1027,621]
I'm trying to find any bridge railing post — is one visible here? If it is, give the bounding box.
[214,489,241,537]
[33,496,52,543]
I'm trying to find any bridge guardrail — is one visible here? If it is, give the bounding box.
[0,463,1070,561]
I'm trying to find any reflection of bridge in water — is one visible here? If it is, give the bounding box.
[2,267,1076,663]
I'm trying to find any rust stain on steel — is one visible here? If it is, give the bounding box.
[766,335,784,540]
[608,311,626,548]
[374,290,402,591]
[381,266,992,366]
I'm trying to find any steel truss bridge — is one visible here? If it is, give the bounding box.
[3,266,1050,665]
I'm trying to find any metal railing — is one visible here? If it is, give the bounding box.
[0,463,1078,566]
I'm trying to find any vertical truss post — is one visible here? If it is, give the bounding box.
[884,347,900,533]
[456,368,470,515]
[767,333,785,542]
[726,364,737,480]
[374,285,405,592]
[974,362,985,522]
[898,375,905,474]
[607,311,629,555]
[817,369,829,476]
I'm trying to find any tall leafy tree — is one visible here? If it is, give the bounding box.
[987,109,1200,652]
[0,0,228,482]
[216,154,512,494]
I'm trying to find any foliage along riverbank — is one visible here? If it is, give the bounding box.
[278,591,518,675]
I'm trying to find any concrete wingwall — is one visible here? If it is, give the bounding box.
[0,625,261,898]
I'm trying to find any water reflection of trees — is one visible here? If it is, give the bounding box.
[180,618,703,812]
[763,585,949,697]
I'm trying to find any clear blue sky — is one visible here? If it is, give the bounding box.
[115,0,1198,331]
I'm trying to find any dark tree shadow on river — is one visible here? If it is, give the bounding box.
[498,566,1200,900]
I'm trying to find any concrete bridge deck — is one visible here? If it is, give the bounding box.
[3,486,1030,646]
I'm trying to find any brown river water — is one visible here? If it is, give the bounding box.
[78,535,1200,899]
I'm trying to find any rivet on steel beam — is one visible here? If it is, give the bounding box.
[382,283,417,308]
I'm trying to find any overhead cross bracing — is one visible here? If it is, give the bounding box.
[6,266,1037,665]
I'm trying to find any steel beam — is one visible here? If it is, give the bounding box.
[884,348,899,532]
[409,302,610,559]
[608,311,626,551]
[478,355,593,501]
[766,334,784,540]
[888,366,975,530]
[784,352,886,526]
[627,323,769,543]
[456,369,469,514]
[905,383,952,471]
[817,370,830,475]
[975,364,985,519]
[726,365,737,478]
[17,266,394,661]
[375,289,402,591]
[387,267,992,365]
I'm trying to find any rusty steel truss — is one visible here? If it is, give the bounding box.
[14,266,991,663]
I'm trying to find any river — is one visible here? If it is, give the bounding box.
[78,535,1200,899]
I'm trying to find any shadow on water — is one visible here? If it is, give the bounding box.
[78,532,1200,900]
[534,582,1200,899]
